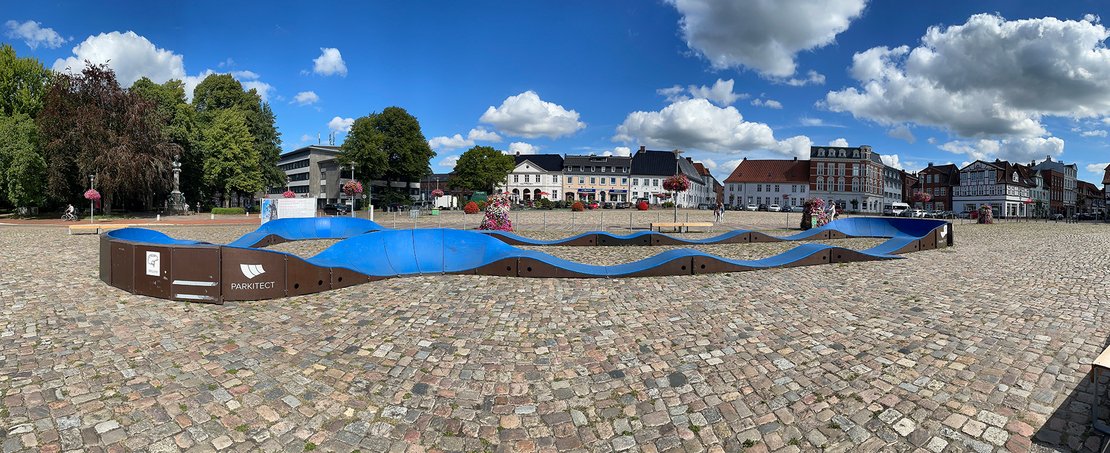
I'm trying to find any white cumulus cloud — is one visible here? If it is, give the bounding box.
[602,146,632,157]
[939,136,1065,162]
[438,155,459,169]
[480,91,585,138]
[613,98,811,158]
[427,128,504,151]
[1085,163,1109,174]
[1081,129,1108,137]
[887,125,916,143]
[828,138,850,147]
[328,116,354,133]
[508,142,540,155]
[659,79,747,106]
[826,14,1110,138]
[313,48,347,77]
[751,98,783,109]
[5,20,67,49]
[880,154,904,170]
[293,91,319,106]
[53,31,185,87]
[667,0,868,77]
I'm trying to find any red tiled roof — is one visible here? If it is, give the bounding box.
[693,162,711,177]
[723,159,810,184]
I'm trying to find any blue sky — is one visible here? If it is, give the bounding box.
[5,1,1110,183]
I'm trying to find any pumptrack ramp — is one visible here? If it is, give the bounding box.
[99,216,952,303]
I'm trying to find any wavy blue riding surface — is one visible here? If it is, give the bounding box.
[106,216,950,278]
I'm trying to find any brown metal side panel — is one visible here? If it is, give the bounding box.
[516,257,602,278]
[170,246,222,304]
[779,249,830,268]
[488,234,531,246]
[919,229,938,250]
[471,258,518,276]
[249,234,288,248]
[620,257,694,277]
[109,241,135,293]
[650,234,687,246]
[286,255,332,296]
[691,256,755,274]
[829,248,883,264]
[132,245,172,299]
[220,247,288,301]
[826,230,848,240]
[99,235,112,284]
[561,234,598,246]
[892,240,922,254]
[712,232,750,244]
[749,232,783,243]
[597,234,650,246]
[331,267,374,289]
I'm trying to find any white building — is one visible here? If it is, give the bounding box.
[501,154,564,202]
[628,147,707,207]
[722,158,810,209]
[952,160,1036,218]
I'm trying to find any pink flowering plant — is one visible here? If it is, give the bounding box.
[478,194,513,231]
[282,190,296,198]
[342,180,363,196]
[662,174,690,192]
[431,189,445,197]
[913,191,932,203]
[83,189,101,201]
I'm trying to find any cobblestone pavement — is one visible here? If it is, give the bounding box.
[1,215,1108,452]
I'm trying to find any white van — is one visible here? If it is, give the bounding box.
[890,202,909,216]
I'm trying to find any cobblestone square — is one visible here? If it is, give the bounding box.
[1,213,1108,452]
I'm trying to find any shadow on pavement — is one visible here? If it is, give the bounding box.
[1033,336,1110,452]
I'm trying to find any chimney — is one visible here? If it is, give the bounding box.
[793,156,797,161]
[927,162,933,167]
[639,146,646,153]
[515,152,520,156]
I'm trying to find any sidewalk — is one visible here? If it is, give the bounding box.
[0,213,263,227]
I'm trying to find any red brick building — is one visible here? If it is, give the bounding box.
[912,163,960,211]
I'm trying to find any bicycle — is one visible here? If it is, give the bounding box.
[61,211,78,221]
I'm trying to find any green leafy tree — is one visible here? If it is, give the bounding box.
[0,114,40,207]
[450,146,514,193]
[7,145,47,210]
[0,44,50,117]
[199,109,262,206]
[365,107,435,197]
[191,74,283,205]
[38,63,179,212]
[338,116,387,203]
[131,77,203,202]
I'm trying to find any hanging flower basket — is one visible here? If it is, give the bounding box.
[342,180,363,196]
[912,191,932,203]
[663,174,690,192]
[431,189,445,197]
[83,189,101,201]
[282,190,296,198]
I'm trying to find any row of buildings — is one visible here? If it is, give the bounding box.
[722,144,1105,218]
[268,145,722,209]
[498,146,720,207]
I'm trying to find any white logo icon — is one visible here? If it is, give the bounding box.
[939,228,948,238]
[145,251,161,277]
[240,264,266,279]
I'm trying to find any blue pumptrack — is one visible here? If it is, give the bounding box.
[100,216,952,302]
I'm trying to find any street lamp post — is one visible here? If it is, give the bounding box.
[88,174,95,224]
[350,165,357,218]
[673,149,683,222]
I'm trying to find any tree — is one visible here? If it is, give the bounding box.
[0,114,41,207]
[199,109,262,206]
[0,44,50,117]
[338,116,387,201]
[7,145,47,210]
[38,63,179,211]
[191,74,283,205]
[450,146,514,193]
[370,107,435,192]
[131,77,202,202]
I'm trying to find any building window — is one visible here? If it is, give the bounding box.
[611,177,616,184]
[632,178,638,185]
[591,177,596,184]
[621,178,627,184]
[524,174,530,183]
[653,179,659,186]
[513,175,519,183]
[775,184,780,192]
[757,185,762,192]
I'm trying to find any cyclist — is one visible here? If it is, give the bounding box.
[62,204,77,221]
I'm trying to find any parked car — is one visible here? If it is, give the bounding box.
[587,201,600,210]
[781,205,797,213]
[1051,213,1064,220]
[882,208,895,216]
[732,205,745,211]
[758,204,769,211]
[910,209,926,218]
[745,203,757,211]
[768,204,781,212]
[322,203,351,215]
[602,202,615,209]
[615,202,630,209]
